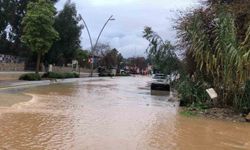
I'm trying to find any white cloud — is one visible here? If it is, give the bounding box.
[88,0,134,6]
[56,0,200,58]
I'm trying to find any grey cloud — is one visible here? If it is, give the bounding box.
[56,0,200,58]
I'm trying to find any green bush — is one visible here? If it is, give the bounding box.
[19,73,41,81]
[64,72,80,78]
[177,76,209,107]
[43,72,63,79]
[234,80,250,113]
[42,72,79,79]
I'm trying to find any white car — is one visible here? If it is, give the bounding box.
[151,74,170,91]
[152,74,170,84]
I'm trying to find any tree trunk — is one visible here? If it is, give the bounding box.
[36,52,41,74]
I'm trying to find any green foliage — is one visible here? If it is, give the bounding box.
[42,72,79,79]
[189,102,210,110]
[19,73,41,81]
[45,0,83,65]
[176,5,250,110]
[93,43,125,70]
[21,0,59,73]
[21,0,59,55]
[65,72,80,78]
[0,0,58,56]
[180,102,209,117]
[143,26,180,74]
[180,110,197,117]
[177,75,209,107]
[75,49,89,68]
[0,0,7,33]
[234,80,250,113]
[99,48,124,68]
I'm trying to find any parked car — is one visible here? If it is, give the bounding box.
[151,74,170,92]
[98,67,116,77]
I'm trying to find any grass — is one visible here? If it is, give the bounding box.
[180,110,198,117]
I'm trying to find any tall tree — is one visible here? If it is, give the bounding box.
[143,26,180,74]
[99,48,123,68]
[0,1,7,34]
[21,0,59,73]
[45,0,83,66]
[75,49,89,68]
[126,57,148,71]
[0,0,58,56]
[0,1,9,53]
[94,43,111,56]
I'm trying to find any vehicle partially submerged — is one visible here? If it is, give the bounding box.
[151,74,170,92]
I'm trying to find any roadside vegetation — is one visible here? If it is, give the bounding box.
[19,73,42,81]
[21,0,59,74]
[1,0,149,77]
[176,0,250,113]
[143,27,181,75]
[19,72,80,81]
[42,72,80,79]
[1,0,249,118]
[143,0,250,119]
[0,0,89,72]
[45,1,84,66]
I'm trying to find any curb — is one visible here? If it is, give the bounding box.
[0,79,73,91]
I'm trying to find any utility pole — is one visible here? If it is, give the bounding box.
[79,15,115,77]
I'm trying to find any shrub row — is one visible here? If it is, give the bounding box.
[42,72,80,79]
[19,72,79,81]
[19,73,41,81]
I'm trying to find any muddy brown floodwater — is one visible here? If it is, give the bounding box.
[0,76,250,150]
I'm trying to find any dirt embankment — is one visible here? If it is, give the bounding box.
[181,107,249,122]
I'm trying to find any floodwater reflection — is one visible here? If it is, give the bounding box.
[0,76,249,150]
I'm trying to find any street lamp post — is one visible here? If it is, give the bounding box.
[79,15,115,77]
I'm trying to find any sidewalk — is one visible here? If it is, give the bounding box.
[0,80,51,90]
[0,77,100,91]
[0,71,98,79]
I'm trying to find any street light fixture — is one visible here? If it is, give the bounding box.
[79,15,115,77]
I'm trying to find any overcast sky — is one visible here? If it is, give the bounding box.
[56,0,200,58]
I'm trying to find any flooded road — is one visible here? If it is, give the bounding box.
[0,76,250,150]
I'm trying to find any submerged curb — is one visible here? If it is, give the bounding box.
[0,78,99,91]
[0,80,56,91]
[0,75,123,91]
